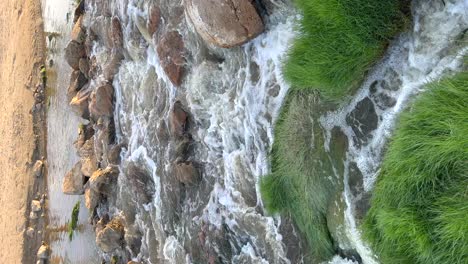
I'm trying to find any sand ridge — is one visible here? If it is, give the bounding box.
[0,0,46,262]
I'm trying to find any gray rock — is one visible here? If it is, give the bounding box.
[185,0,264,48]
[62,162,85,195]
[89,84,114,119]
[346,97,378,146]
[70,86,91,119]
[169,101,188,138]
[37,242,50,259]
[96,218,125,253]
[65,40,86,70]
[174,162,200,185]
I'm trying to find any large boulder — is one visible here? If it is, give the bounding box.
[85,187,99,210]
[157,31,186,86]
[68,70,87,100]
[89,166,119,194]
[185,0,264,48]
[173,162,200,185]
[65,40,86,70]
[70,86,91,119]
[89,84,114,119]
[62,161,85,195]
[346,97,378,146]
[96,218,125,253]
[71,15,86,44]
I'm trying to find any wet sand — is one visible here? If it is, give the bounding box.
[0,0,46,262]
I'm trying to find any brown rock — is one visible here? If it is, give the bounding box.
[68,70,87,100]
[174,162,200,185]
[85,187,99,210]
[89,84,114,119]
[96,218,125,253]
[33,160,44,178]
[157,31,186,86]
[111,16,124,49]
[62,162,85,195]
[102,51,124,81]
[89,166,119,194]
[70,87,91,119]
[78,137,98,177]
[71,16,86,44]
[148,6,161,36]
[73,0,85,23]
[79,58,90,78]
[65,40,86,70]
[169,101,188,137]
[185,0,264,48]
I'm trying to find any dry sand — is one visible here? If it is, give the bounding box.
[0,0,46,262]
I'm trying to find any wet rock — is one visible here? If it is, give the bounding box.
[62,161,85,195]
[148,6,161,36]
[78,137,98,177]
[111,16,124,49]
[89,83,114,119]
[85,187,99,210]
[102,51,124,81]
[31,200,42,212]
[71,15,86,44]
[73,0,85,23]
[70,86,91,119]
[89,166,119,194]
[96,218,125,253]
[354,192,371,224]
[374,92,397,109]
[33,160,44,178]
[348,162,364,197]
[68,70,88,100]
[346,97,378,146]
[108,144,123,165]
[126,163,156,204]
[128,262,140,264]
[169,101,188,138]
[185,0,264,48]
[37,242,50,260]
[327,191,353,251]
[79,58,90,78]
[157,31,186,86]
[65,40,86,70]
[173,162,200,185]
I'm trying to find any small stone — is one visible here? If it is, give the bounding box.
[26,227,35,238]
[31,200,42,212]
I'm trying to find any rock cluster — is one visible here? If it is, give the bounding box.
[62,2,126,258]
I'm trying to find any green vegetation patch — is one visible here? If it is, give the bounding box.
[284,0,408,100]
[261,90,348,261]
[68,201,81,241]
[363,71,468,263]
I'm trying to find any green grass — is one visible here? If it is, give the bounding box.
[363,70,468,263]
[68,201,81,241]
[261,90,340,262]
[284,0,408,100]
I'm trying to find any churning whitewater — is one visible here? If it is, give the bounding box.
[42,0,467,263]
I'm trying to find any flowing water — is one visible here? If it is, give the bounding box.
[42,0,100,262]
[42,0,467,263]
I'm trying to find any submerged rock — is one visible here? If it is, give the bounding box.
[169,101,188,138]
[96,218,125,253]
[157,31,186,86]
[346,97,378,146]
[148,6,161,36]
[185,0,264,48]
[62,161,85,195]
[173,162,200,185]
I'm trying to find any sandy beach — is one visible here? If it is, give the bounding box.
[0,0,46,262]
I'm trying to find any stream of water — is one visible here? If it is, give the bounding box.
[42,0,467,263]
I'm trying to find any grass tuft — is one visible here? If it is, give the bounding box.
[284,0,408,100]
[260,91,338,261]
[68,201,80,241]
[363,70,468,264]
